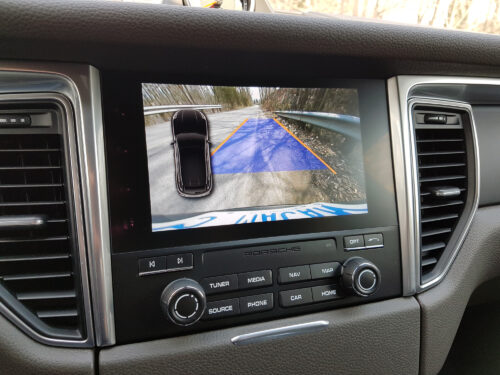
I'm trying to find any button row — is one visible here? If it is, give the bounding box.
[344,233,384,251]
[139,253,193,276]
[204,293,273,320]
[205,285,342,319]
[278,262,341,284]
[280,285,342,307]
[201,270,272,295]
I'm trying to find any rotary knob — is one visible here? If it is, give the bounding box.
[341,257,381,297]
[160,278,206,326]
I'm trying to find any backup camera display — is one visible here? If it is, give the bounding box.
[143,84,368,231]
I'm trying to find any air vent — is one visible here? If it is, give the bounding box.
[0,105,85,341]
[412,103,477,286]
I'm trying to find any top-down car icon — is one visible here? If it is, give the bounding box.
[171,109,213,197]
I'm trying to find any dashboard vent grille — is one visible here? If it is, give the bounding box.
[0,132,83,337]
[413,109,468,282]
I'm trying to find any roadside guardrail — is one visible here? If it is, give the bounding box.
[144,104,222,116]
[274,111,361,140]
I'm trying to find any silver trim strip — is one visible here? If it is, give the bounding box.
[390,76,482,294]
[231,320,329,346]
[0,90,94,347]
[81,67,115,346]
[387,78,417,296]
[364,245,384,249]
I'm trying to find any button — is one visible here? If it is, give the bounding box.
[310,262,341,280]
[344,235,365,250]
[364,234,383,248]
[424,113,447,124]
[201,274,238,295]
[204,298,240,320]
[312,285,342,302]
[240,293,274,314]
[238,270,273,289]
[278,265,311,284]
[279,288,313,307]
[138,256,166,275]
[167,253,193,271]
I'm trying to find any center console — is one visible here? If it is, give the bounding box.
[102,76,401,344]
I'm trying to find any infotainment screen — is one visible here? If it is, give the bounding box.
[142,84,368,232]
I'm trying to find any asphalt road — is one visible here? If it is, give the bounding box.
[146,105,340,223]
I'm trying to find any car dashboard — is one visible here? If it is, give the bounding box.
[1,1,500,375]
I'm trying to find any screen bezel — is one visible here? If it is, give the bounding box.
[102,75,397,253]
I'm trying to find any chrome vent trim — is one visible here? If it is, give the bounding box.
[389,75,481,295]
[0,69,97,347]
[408,98,479,291]
[410,101,473,284]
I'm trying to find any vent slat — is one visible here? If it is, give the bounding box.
[0,183,64,189]
[421,228,452,237]
[37,309,78,319]
[2,271,72,281]
[421,257,438,267]
[0,254,70,263]
[17,290,76,301]
[0,236,68,244]
[0,148,60,152]
[0,201,65,207]
[417,138,463,143]
[419,163,466,169]
[419,175,466,183]
[421,213,460,223]
[418,150,465,156]
[421,200,464,209]
[0,166,60,171]
[422,242,446,253]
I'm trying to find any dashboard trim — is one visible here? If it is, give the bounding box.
[231,320,329,345]
[84,67,116,347]
[387,78,417,296]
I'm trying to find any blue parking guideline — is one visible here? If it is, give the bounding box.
[211,118,327,174]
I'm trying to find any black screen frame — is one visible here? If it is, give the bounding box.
[102,74,397,253]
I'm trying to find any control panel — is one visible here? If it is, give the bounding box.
[112,227,401,344]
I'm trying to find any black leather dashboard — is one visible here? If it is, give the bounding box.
[1,0,500,78]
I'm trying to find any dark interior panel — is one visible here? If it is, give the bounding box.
[472,106,500,206]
